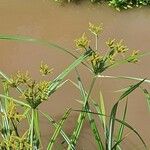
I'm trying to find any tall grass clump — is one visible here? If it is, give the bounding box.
[53,0,150,10]
[108,0,150,11]
[0,22,149,149]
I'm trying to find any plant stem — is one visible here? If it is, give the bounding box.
[29,108,41,150]
[67,76,96,150]
[29,109,34,150]
[95,35,98,51]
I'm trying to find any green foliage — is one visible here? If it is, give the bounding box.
[108,0,150,11]
[52,0,150,10]
[0,23,149,149]
[0,131,31,150]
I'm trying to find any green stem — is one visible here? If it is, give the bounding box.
[1,83,10,140]
[29,109,34,150]
[33,108,41,148]
[11,118,19,137]
[29,109,41,150]
[67,76,96,150]
[95,35,98,51]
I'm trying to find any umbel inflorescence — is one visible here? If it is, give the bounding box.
[2,62,53,109]
[75,22,140,75]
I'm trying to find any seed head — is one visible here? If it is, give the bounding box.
[75,33,89,50]
[40,62,53,76]
[89,22,103,36]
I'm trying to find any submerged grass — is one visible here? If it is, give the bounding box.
[0,23,149,149]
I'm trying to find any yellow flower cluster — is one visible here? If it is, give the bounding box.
[8,71,31,87]
[3,62,53,109]
[22,80,50,108]
[0,131,31,150]
[75,33,89,50]
[74,22,140,75]
[106,39,128,54]
[127,50,139,63]
[89,22,103,36]
[6,100,25,122]
[40,62,53,76]
[90,51,102,66]
[106,39,139,64]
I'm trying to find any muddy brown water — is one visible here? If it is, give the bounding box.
[0,0,150,149]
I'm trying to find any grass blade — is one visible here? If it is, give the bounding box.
[97,75,150,84]
[118,79,145,101]
[0,85,11,139]
[0,34,91,71]
[76,73,104,149]
[112,132,130,150]
[92,99,109,138]
[0,35,76,58]
[67,76,97,150]
[47,108,71,150]
[99,91,107,135]
[115,118,147,149]
[69,79,109,143]
[100,92,106,125]
[69,78,145,149]
[107,79,145,149]
[73,109,147,149]
[48,50,92,96]
[141,88,150,111]
[0,94,31,108]
[86,103,104,150]
[107,102,118,150]
[40,110,75,150]
[117,100,128,141]
[115,100,128,149]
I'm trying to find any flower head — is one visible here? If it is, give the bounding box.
[90,52,102,66]
[75,33,89,50]
[127,50,139,63]
[0,131,31,149]
[89,51,107,75]
[89,22,103,36]
[8,71,31,88]
[106,39,128,54]
[40,62,53,76]
[22,80,50,108]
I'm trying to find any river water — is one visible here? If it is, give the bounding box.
[0,0,150,149]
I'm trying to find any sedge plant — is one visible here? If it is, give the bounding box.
[66,22,148,150]
[0,22,149,150]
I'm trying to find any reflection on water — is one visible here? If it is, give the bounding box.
[0,0,150,149]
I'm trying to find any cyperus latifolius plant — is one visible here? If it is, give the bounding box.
[0,23,149,150]
[65,22,148,150]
